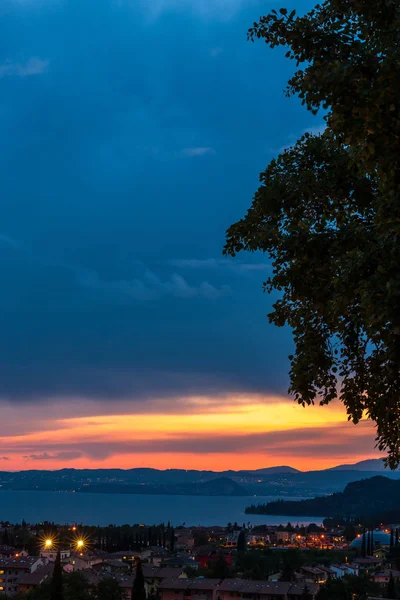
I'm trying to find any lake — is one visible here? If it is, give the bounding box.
[0,491,322,526]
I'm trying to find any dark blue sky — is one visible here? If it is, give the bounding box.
[0,0,322,404]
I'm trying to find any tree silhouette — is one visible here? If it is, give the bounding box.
[237,531,246,553]
[224,0,400,469]
[132,559,146,600]
[50,550,64,600]
[387,572,396,599]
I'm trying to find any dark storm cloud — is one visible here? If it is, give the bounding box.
[0,0,318,404]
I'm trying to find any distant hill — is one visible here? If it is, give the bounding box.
[252,466,300,474]
[245,476,400,517]
[0,461,399,497]
[329,459,390,472]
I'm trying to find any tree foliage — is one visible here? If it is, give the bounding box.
[224,0,400,468]
[132,559,146,600]
[50,551,64,600]
[237,531,247,553]
[97,578,126,600]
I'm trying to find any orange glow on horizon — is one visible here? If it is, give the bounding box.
[0,394,380,471]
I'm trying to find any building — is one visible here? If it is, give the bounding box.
[161,554,199,570]
[350,531,391,549]
[70,554,103,570]
[158,578,319,600]
[16,563,54,594]
[41,548,70,562]
[370,570,400,585]
[330,564,359,579]
[300,567,328,584]
[143,566,187,596]
[0,557,44,595]
[159,577,220,600]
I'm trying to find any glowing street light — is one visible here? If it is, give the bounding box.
[45,539,53,549]
[76,539,85,551]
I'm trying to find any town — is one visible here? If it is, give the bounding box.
[1,520,400,600]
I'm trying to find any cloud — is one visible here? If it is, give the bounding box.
[0,456,10,460]
[78,268,230,301]
[182,147,215,157]
[0,57,49,79]
[23,451,83,461]
[303,124,326,136]
[136,0,252,20]
[169,258,270,273]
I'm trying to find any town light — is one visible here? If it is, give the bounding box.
[45,539,53,548]
[76,540,84,549]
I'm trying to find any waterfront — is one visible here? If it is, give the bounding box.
[0,491,322,526]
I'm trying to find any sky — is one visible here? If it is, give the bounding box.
[0,0,380,472]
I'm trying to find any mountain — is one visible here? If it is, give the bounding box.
[252,466,300,474]
[328,459,389,472]
[0,462,399,497]
[245,476,400,517]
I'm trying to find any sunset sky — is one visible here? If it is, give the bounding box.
[0,0,381,472]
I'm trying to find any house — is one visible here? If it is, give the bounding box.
[352,557,382,572]
[161,554,199,570]
[330,564,359,579]
[195,549,232,569]
[300,567,327,584]
[216,579,319,600]
[111,551,140,565]
[41,549,70,562]
[370,570,400,585]
[159,577,220,600]
[92,560,131,574]
[16,563,54,594]
[143,566,187,596]
[0,556,44,596]
[70,554,103,570]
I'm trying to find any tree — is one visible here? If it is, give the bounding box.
[391,529,394,548]
[361,529,366,558]
[387,573,397,599]
[210,554,230,579]
[367,531,371,556]
[169,528,175,553]
[280,562,295,583]
[224,0,400,469]
[50,551,63,600]
[237,531,246,553]
[97,578,126,600]
[132,559,146,600]
[63,571,91,600]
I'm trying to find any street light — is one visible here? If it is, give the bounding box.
[76,540,84,549]
[45,539,53,549]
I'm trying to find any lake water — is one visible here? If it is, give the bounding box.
[0,491,322,526]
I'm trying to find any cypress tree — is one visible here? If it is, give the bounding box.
[50,550,64,600]
[170,528,175,553]
[237,531,246,553]
[371,529,374,554]
[391,529,394,548]
[361,528,366,558]
[3,528,9,546]
[386,572,396,599]
[396,529,399,546]
[132,559,146,600]
[367,530,371,556]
